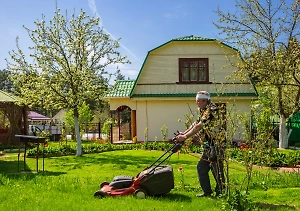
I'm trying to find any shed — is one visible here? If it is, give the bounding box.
[0,90,28,145]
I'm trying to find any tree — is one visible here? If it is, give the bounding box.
[215,0,300,148]
[0,69,14,92]
[115,69,125,81]
[64,102,94,135]
[6,7,130,156]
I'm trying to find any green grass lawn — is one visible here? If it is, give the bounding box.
[0,149,300,211]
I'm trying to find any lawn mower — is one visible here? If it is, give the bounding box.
[94,134,182,198]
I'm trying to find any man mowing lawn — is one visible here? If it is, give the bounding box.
[176,91,226,198]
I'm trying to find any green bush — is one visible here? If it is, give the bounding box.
[27,141,300,168]
[27,141,202,157]
[229,148,300,167]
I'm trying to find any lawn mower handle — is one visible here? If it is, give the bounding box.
[145,133,182,171]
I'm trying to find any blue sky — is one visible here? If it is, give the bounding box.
[0,0,237,81]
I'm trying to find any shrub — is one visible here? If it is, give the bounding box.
[26,141,300,168]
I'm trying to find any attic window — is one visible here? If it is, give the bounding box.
[178,58,209,83]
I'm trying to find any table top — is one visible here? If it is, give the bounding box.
[15,134,46,143]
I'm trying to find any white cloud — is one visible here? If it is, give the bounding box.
[87,0,140,62]
[163,4,188,21]
[87,0,141,82]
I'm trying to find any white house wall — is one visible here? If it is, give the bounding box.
[109,98,136,111]
[135,98,253,142]
[226,99,254,142]
[135,100,189,142]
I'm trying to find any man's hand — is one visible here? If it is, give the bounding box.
[176,134,186,143]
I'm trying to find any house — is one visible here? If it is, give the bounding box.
[105,35,258,142]
[28,111,52,124]
[51,109,66,124]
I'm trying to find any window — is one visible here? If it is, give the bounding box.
[179,58,209,83]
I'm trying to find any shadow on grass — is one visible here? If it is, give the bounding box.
[95,193,192,202]
[0,159,66,181]
[152,193,192,202]
[255,202,297,210]
[1,170,67,181]
[52,152,195,170]
[0,160,20,173]
[1,150,195,181]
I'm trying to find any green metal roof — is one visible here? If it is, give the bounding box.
[172,35,216,41]
[106,80,258,98]
[105,80,135,97]
[147,35,238,55]
[131,92,258,98]
[0,90,17,102]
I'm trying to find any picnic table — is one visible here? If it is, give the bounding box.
[15,135,46,172]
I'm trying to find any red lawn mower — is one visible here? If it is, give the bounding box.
[94,135,182,198]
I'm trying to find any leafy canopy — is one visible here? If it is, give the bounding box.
[215,0,300,118]
[6,8,130,111]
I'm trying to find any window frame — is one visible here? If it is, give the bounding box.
[178,58,210,84]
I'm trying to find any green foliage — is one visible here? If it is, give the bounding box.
[119,106,131,123]
[101,118,114,137]
[26,140,300,168]
[229,147,300,168]
[160,124,168,142]
[178,113,195,130]
[93,101,110,123]
[27,141,205,157]
[215,0,300,148]
[64,102,94,129]
[251,91,276,142]
[144,127,148,142]
[0,69,14,92]
[222,189,257,211]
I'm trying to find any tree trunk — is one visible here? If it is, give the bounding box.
[5,103,23,145]
[278,114,288,149]
[74,108,82,156]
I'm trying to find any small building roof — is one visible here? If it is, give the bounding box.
[28,111,51,121]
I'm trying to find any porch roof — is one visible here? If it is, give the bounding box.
[106,80,258,98]
[105,80,135,98]
[131,92,257,98]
